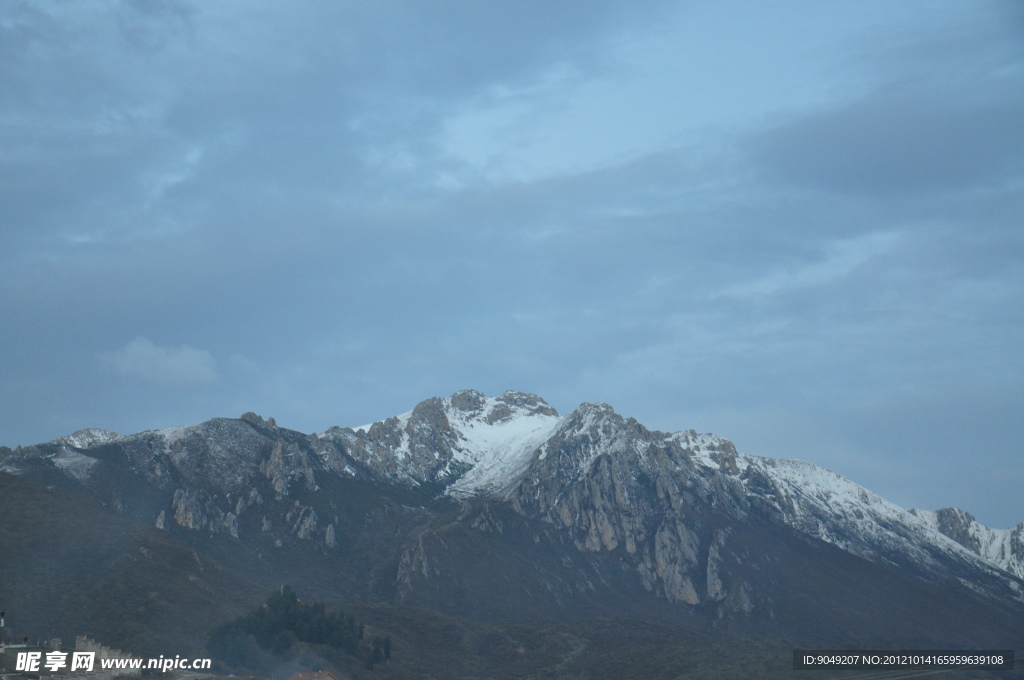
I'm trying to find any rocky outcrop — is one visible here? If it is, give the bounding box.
[705,529,730,601]
[172,488,206,531]
[260,439,316,496]
[911,507,1024,578]
[171,488,239,537]
[324,397,461,484]
[241,412,277,429]
[287,502,318,539]
[396,531,440,601]
[637,521,701,605]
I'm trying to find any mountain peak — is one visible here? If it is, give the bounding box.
[50,427,120,449]
[318,391,562,495]
[560,402,624,436]
[447,389,558,420]
[495,390,558,416]
[240,411,278,429]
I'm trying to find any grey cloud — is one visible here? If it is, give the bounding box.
[745,7,1024,199]
[1,0,670,272]
[748,81,1024,197]
[98,336,219,386]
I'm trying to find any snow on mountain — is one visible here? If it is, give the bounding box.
[666,430,1023,585]
[324,389,561,495]
[443,392,561,498]
[0,428,120,480]
[910,507,1024,578]
[50,427,120,449]
[50,447,101,481]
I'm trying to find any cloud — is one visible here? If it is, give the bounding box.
[98,336,218,386]
[714,230,903,299]
[746,33,1024,198]
[0,1,1020,527]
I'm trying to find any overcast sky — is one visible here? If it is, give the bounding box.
[2,1,1022,527]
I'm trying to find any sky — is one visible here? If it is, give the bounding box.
[2,1,1022,528]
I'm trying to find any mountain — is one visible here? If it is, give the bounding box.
[1,389,1022,667]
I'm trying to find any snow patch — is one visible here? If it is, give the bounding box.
[349,409,413,437]
[51,447,99,481]
[152,425,194,445]
[51,428,120,449]
[445,395,562,498]
[911,508,1024,578]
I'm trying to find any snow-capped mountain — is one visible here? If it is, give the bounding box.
[317,390,1023,590]
[2,389,1022,649]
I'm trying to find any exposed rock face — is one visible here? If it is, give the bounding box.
[172,488,207,531]
[288,503,318,539]
[0,414,344,550]
[510,404,754,609]
[240,412,277,429]
[637,521,701,605]
[260,439,316,496]
[322,402,458,484]
[172,487,239,536]
[706,529,730,602]
[396,531,439,600]
[935,507,984,552]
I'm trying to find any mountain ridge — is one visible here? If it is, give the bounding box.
[6,388,1021,581]
[2,388,1022,656]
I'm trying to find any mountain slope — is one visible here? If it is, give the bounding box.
[0,472,265,656]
